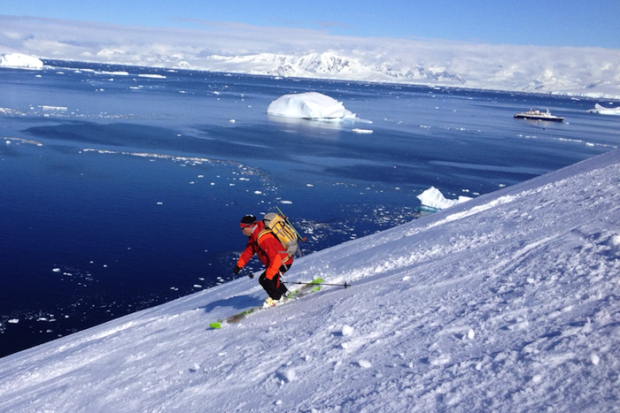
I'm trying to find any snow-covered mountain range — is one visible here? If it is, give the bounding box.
[0,147,618,412]
[1,15,619,98]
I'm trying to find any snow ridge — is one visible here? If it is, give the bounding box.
[0,150,619,412]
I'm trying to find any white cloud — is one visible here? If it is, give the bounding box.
[1,15,619,98]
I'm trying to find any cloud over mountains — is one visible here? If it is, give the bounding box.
[1,15,619,98]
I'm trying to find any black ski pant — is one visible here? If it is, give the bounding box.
[259,264,290,300]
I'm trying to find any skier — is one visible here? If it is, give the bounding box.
[233,214,292,306]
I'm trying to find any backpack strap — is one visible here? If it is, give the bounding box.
[257,228,290,257]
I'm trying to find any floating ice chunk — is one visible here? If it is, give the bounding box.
[138,74,166,79]
[52,268,61,273]
[417,186,472,211]
[8,319,19,324]
[342,325,354,336]
[357,360,372,368]
[280,200,292,204]
[41,106,68,111]
[229,119,236,123]
[267,92,357,120]
[588,103,620,116]
[352,128,373,134]
[0,53,44,69]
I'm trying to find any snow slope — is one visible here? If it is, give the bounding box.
[0,149,619,412]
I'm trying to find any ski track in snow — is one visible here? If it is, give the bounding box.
[0,151,619,412]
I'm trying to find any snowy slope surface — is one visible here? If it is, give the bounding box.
[1,150,619,412]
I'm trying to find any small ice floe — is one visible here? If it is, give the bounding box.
[138,74,166,79]
[254,191,262,195]
[229,119,235,123]
[352,128,373,134]
[417,186,472,211]
[157,202,163,205]
[41,106,68,111]
[280,200,292,204]
[8,319,19,324]
[342,325,354,336]
[52,268,61,273]
[357,360,372,368]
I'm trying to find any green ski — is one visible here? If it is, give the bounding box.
[209,278,324,329]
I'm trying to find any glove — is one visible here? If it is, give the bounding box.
[233,266,241,275]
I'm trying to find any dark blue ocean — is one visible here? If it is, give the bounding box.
[1,60,618,357]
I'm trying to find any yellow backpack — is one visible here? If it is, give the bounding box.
[259,211,303,258]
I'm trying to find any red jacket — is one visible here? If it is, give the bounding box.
[236,221,294,280]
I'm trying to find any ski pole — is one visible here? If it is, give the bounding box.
[283,281,351,288]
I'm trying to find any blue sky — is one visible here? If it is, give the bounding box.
[2,0,619,49]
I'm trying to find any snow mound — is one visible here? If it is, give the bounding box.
[267,92,357,120]
[417,186,472,210]
[0,53,44,69]
[588,103,620,116]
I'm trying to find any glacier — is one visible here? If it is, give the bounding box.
[0,148,618,412]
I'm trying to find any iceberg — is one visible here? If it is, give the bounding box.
[267,92,356,120]
[417,186,472,210]
[0,53,44,69]
[588,103,620,116]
